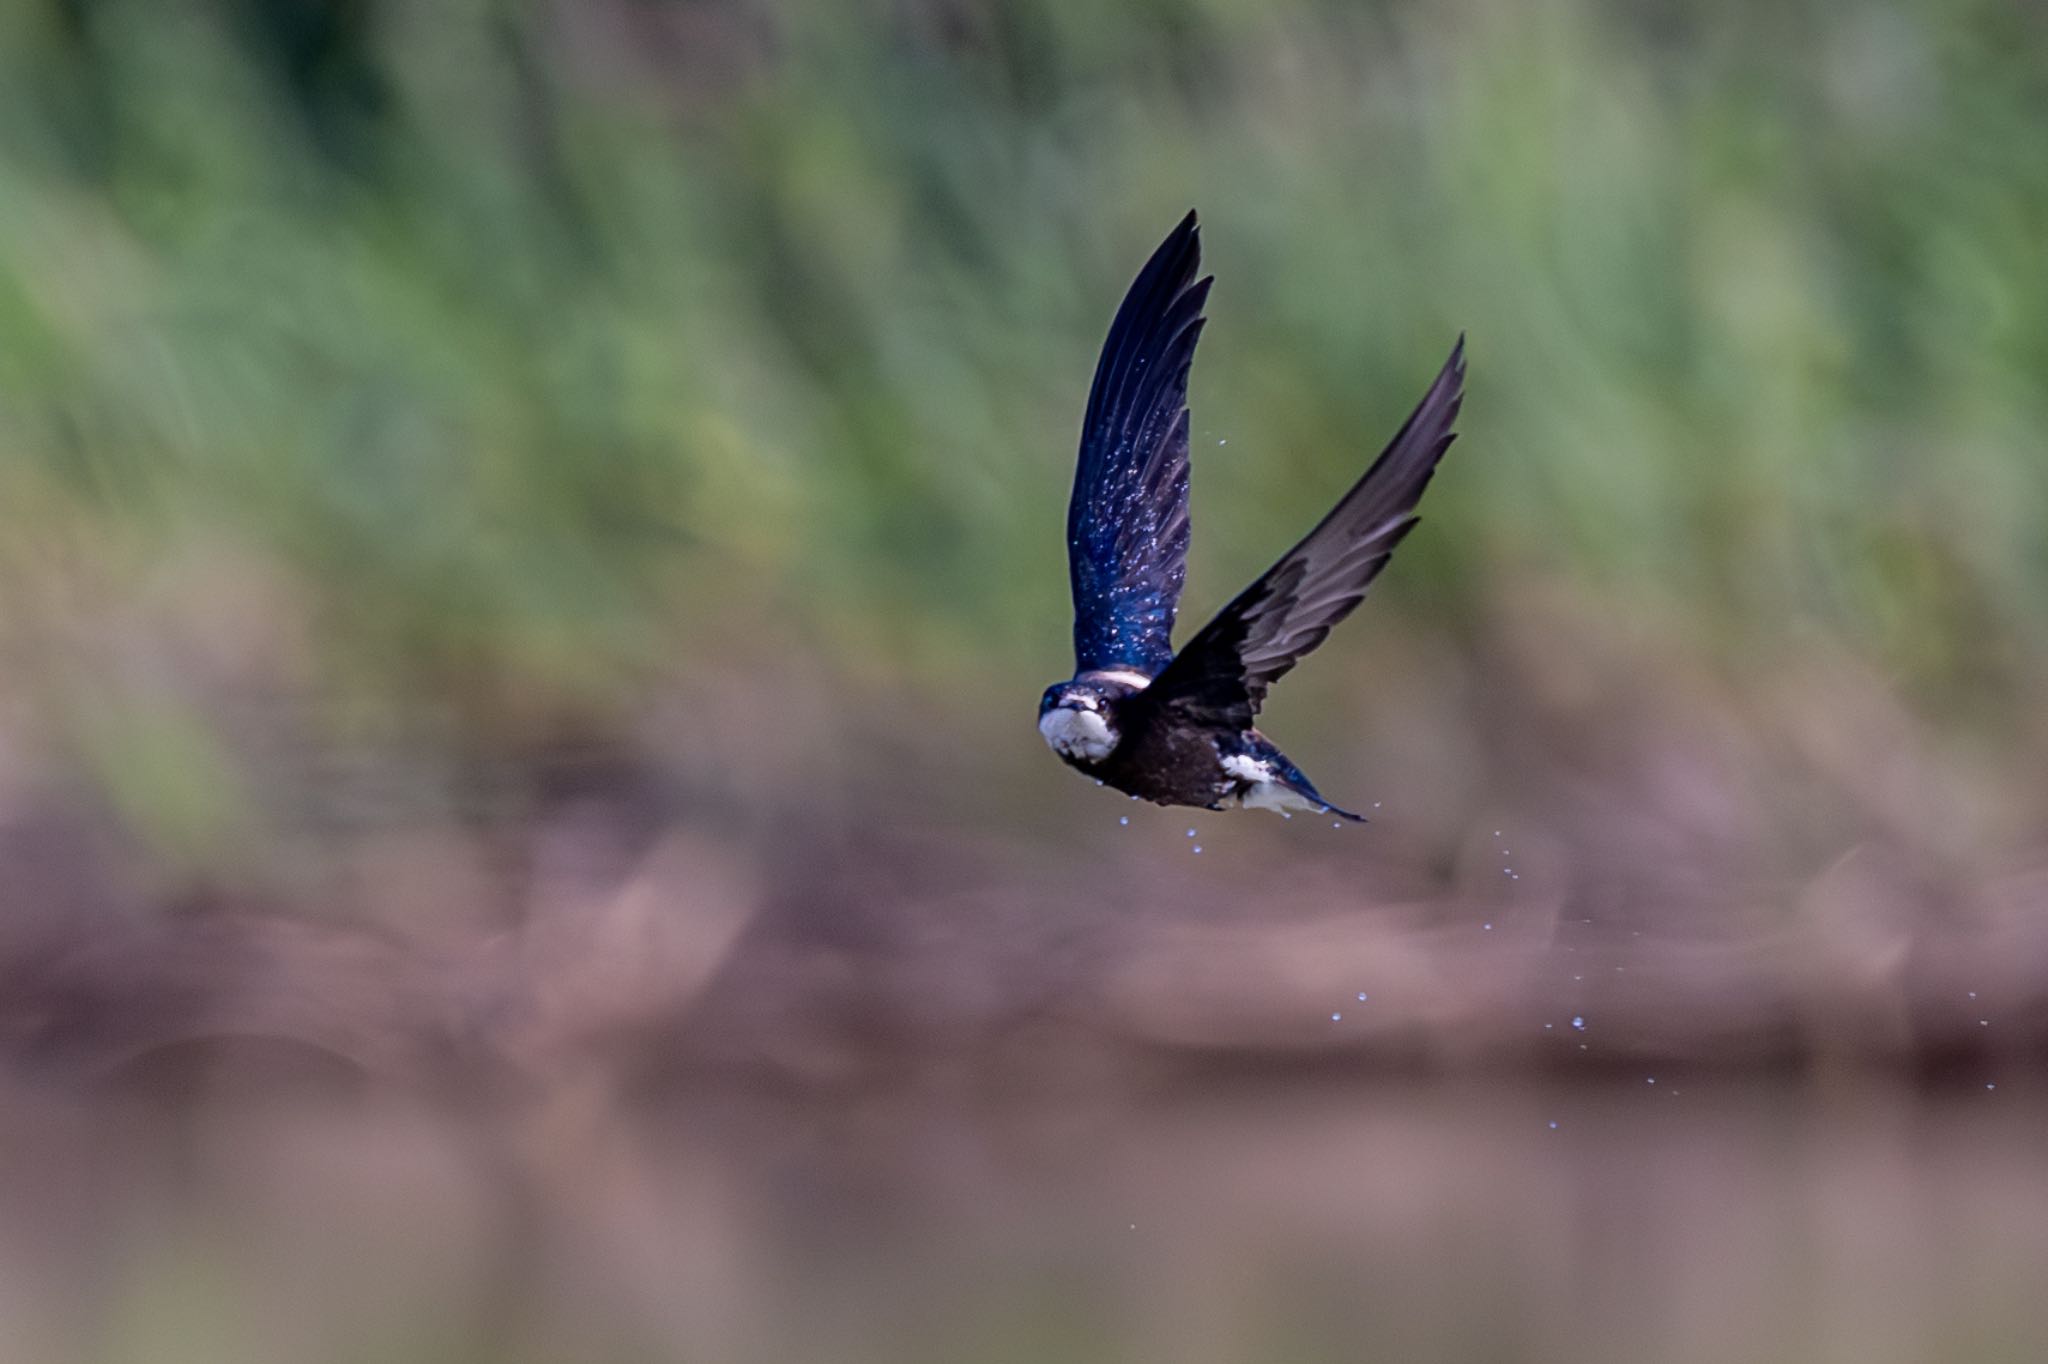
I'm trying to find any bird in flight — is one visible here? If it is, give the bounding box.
[1038,210,1465,819]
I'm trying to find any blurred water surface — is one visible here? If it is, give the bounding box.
[4,1073,2046,1364]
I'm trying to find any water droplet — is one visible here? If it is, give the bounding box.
[1547,1121,1558,1130]
[1186,828,1197,837]
[1331,821,1342,829]
[1646,1077,1656,1085]
[1980,1019,1990,1026]
[1119,816,1129,825]
[1571,1016,1586,1031]
[1968,991,1978,999]
[1192,845,1202,854]
[1356,993,1368,1002]
[1986,1083,1997,1091]
[1331,1012,1342,1022]
[1483,922,1493,931]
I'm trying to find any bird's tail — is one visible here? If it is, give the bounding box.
[1265,747,1366,822]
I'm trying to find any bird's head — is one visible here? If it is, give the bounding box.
[1037,670,1149,766]
[1039,682,1117,764]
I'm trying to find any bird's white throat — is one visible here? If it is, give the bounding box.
[1039,706,1116,762]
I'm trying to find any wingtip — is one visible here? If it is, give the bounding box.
[1436,332,1468,405]
[1157,211,1203,281]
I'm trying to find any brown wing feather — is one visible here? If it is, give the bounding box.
[1141,336,1465,731]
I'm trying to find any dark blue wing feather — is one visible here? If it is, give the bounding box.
[1142,335,1466,730]
[1068,211,1213,675]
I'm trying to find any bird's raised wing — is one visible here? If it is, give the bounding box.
[1139,336,1465,731]
[1067,211,1213,675]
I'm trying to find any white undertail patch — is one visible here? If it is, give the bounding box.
[1239,782,1325,814]
[1220,753,1323,815]
[1220,754,1275,785]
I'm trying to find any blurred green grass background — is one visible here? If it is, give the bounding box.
[5,0,2047,870]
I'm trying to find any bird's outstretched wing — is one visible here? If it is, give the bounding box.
[1067,211,1213,675]
[1139,336,1466,731]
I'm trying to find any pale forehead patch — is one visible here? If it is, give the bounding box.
[1082,668,1153,690]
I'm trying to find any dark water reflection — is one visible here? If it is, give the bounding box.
[3,1071,2044,1363]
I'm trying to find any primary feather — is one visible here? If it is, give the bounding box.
[1141,336,1467,732]
[1067,210,1213,676]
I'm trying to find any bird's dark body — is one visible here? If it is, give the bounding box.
[1095,716,1234,808]
[1100,728,1331,813]
[1050,678,1338,813]
[1038,211,1464,818]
